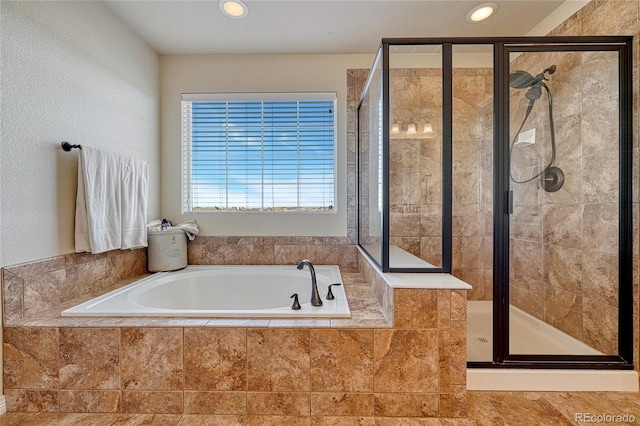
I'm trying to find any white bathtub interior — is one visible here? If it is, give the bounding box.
[62,265,350,318]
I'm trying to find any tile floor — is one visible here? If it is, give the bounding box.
[1,391,640,425]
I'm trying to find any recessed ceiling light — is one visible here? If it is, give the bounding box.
[219,0,248,19]
[466,2,498,23]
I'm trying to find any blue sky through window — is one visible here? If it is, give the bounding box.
[185,97,335,211]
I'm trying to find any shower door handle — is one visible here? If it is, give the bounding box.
[507,191,514,215]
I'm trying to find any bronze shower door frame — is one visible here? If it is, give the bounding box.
[357,36,634,369]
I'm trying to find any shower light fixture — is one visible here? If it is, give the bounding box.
[423,122,434,137]
[219,0,248,18]
[466,2,498,23]
[390,118,436,138]
[391,120,401,134]
[406,118,417,135]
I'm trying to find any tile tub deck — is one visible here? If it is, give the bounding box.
[3,267,468,419]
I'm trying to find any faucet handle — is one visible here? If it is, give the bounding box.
[326,283,342,300]
[290,293,301,310]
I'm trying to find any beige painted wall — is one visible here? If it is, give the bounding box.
[160,54,373,237]
[0,1,160,268]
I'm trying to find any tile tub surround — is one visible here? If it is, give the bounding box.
[2,251,468,418]
[186,236,359,271]
[2,249,147,323]
[2,237,360,323]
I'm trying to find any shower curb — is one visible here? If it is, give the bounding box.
[467,369,639,392]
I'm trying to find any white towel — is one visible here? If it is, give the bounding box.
[146,219,199,241]
[176,220,199,241]
[121,156,149,249]
[75,146,149,254]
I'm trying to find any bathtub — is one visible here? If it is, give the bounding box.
[62,265,350,318]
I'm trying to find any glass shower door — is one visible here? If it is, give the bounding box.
[506,47,625,358]
[358,42,451,273]
[358,48,383,265]
[388,45,444,270]
[356,36,632,369]
[452,44,494,363]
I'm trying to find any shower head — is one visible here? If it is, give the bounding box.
[509,64,557,90]
[509,70,537,89]
[525,85,542,100]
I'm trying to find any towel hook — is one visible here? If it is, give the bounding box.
[61,141,82,151]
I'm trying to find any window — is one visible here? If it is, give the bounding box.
[181,93,336,213]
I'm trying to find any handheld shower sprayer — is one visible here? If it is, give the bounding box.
[508,64,564,192]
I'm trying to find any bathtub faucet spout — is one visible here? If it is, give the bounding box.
[297,259,323,307]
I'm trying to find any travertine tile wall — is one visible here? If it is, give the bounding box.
[389,69,444,267]
[185,236,359,271]
[2,249,147,323]
[352,67,494,298]
[508,0,640,356]
[509,49,621,354]
[358,248,394,321]
[451,68,494,301]
[3,312,467,417]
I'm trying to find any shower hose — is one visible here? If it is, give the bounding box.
[509,83,557,184]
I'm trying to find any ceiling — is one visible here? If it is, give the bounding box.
[104,0,582,56]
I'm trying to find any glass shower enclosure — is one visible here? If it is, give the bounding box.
[358,43,451,272]
[357,37,634,369]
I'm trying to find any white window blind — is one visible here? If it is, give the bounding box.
[181,93,336,213]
